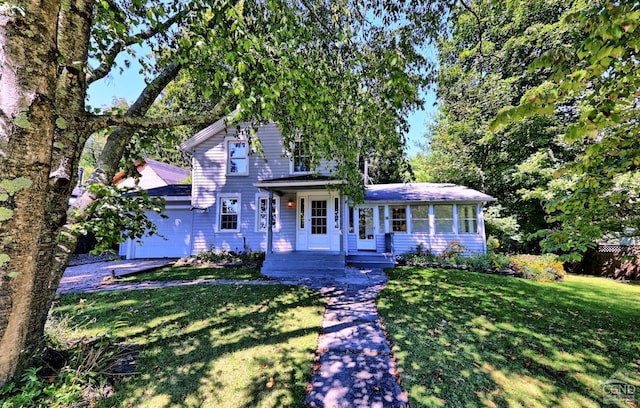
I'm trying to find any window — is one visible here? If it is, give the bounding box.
[220,196,239,231]
[311,200,327,234]
[434,205,454,233]
[391,206,407,232]
[334,197,340,229]
[299,198,305,229]
[291,141,310,173]
[458,205,478,233]
[411,205,430,233]
[348,206,354,233]
[257,196,278,232]
[227,141,248,175]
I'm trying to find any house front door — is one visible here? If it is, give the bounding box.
[357,206,376,250]
[296,192,341,251]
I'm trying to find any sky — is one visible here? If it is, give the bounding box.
[87,57,438,158]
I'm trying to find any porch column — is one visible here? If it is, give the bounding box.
[267,190,273,254]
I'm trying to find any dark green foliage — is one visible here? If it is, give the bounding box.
[74,184,166,253]
[412,0,585,252]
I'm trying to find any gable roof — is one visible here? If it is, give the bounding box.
[365,183,496,203]
[180,110,240,153]
[113,158,190,186]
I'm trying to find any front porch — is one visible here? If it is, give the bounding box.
[260,251,395,278]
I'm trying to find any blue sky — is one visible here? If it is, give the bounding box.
[87,59,437,157]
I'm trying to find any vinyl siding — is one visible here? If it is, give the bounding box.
[190,124,302,254]
[346,203,488,256]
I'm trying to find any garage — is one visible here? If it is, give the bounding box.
[119,185,193,259]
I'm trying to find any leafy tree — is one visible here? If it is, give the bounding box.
[492,1,640,259]
[0,0,447,384]
[413,0,584,252]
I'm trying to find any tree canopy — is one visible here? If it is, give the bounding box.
[0,0,447,384]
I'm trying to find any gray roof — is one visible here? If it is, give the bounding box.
[365,183,496,203]
[142,184,192,197]
[144,159,191,185]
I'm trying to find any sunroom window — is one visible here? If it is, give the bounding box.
[411,205,430,233]
[434,205,454,233]
[391,206,407,232]
[458,205,478,233]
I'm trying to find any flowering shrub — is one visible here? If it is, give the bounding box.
[509,254,566,281]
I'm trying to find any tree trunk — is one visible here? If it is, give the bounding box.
[0,0,61,385]
[25,0,95,351]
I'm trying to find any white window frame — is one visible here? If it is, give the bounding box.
[434,204,455,234]
[217,193,241,232]
[289,140,311,174]
[457,204,479,234]
[410,205,430,234]
[255,194,280,232]
[391,205,408,233]
[226,139,249,176]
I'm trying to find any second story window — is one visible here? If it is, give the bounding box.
[228,141,248,175]
[291,141,311,173]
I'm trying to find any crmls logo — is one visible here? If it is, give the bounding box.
[602,375,636,405]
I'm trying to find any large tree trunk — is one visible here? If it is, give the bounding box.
[0,0,61,385]
[25,0,95,352]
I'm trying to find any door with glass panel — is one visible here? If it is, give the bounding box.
[356,206,376,250]
[307,198,330,249]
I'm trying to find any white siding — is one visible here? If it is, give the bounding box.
[190,124,302,254]
[346,203,488,256]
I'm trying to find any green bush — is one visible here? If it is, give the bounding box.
[509,254,566,281]
[195,247,265,266]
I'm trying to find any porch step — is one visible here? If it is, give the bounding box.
[346,253,396,269]
[261,252,346,278]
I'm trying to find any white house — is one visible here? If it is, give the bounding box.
[120,119,496,266]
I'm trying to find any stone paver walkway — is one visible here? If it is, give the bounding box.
[59,260,407,407]
[279,268,408,408]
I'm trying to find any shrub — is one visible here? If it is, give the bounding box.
[509,254,566,281]
[194,247,265,267]
[440,240,467,263]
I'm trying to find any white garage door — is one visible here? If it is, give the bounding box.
[131,209,193,258]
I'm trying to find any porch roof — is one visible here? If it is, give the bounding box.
[365,183,496,203]
[254,175,345,191]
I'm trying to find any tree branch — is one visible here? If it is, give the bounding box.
[87,109,234,131]
[460,0,485,64]
[87,6,196,84]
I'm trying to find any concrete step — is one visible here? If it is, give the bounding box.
[261,251,346,276]
[346,254,395,269]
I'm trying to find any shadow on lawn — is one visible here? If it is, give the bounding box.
[54,284,324,407]
[378,267,640,408]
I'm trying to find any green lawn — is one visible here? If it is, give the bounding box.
[116,265,266,282]
[51,284,324,407]
[378,267,640,408]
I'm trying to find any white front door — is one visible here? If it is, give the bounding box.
[308,198,330,249]
[296,193,341,251]
[357,206,376,250]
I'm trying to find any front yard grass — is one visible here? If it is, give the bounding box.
[378,267,640,407]
[116,264,266,282]
[51,284,324,407]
